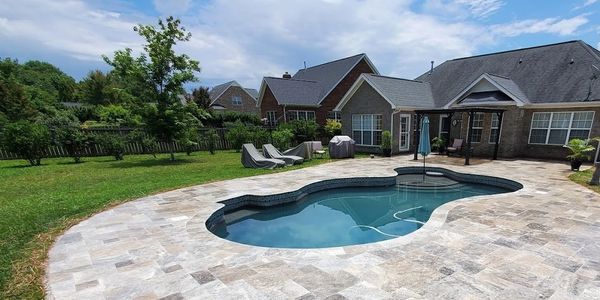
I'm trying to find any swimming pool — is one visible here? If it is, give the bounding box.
[207,168,521,248]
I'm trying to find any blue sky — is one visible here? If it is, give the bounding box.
[1,0,599,90]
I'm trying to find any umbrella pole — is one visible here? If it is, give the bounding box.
[423,155,426,182]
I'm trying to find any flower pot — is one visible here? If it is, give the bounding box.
[570,160,583,171]
[382,148,392,157]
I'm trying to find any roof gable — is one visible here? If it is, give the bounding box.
[417,40,600,106]
[209,81,258,104]
[336,74,435,111]
[291,54,379,104]
[444,73,528,108]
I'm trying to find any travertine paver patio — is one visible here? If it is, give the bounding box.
[46,156,600,299]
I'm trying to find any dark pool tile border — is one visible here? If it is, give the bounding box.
[205,167,523,229]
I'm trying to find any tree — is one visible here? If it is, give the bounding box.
[2,121,51,166]
[0,77,38,122]
[96,134,126,160]
[187,86,211,109]
[103,17,201,161]
[45,111,93,163]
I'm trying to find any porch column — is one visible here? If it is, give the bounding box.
[492,111,503,160]
[465,111,474,165]
[413,113,421,160]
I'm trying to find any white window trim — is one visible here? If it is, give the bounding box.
[528,111,595,145]
[352,114,383,146]
[231,96,242,106]
[266,111,277,125]
[399,114,411,151]
[488,113,503,144]
[287,110,316,121]
[438,114,450,138]
[468,112,484,144]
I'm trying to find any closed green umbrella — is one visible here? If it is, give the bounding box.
[418,116,431,181]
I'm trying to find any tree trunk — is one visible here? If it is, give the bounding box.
[170,141,176,161]
[591,163,600,185]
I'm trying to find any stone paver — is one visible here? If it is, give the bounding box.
[45,156,600,299]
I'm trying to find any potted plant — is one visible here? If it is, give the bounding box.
[431,136,446,155]
[380,130,392,157]
[564,138,596,171]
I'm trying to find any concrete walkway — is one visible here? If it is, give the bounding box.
[46,156,600,299]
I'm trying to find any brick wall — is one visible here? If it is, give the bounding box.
[447,106,600,160]
[212,86,258,114]
[317,59,376,125]
[259,58,376,126]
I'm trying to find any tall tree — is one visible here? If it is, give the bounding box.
[103,17,202,161]
[186,86,211,109]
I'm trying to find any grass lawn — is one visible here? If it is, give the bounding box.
[0,150,361,299]
[569,167,600,194]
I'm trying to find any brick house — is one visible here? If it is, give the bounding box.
[335,41,600,160]
[257,54,378,125]
[209,81,259,114]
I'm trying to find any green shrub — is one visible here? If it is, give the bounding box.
[272,128,294,150]
[207,111,262,127]
[2,121,51,166]
[45,111,94,163]
[225,120,252,152]
[97,104,141,126]
[204,129,219,155]
[96,134,126,160]
[380,130,392,150]
[324,119,342,138]
[279,120,319,143]
[127,129,158,158]
[431,136,446,154]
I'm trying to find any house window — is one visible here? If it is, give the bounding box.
[529,111,595,145]
[489,113,501,143]
[231,96,242,106]
[327,111,341,121]
[266,111,277,126]
[439,114,450,141]
[469,112,484,143]
[287,110,315,121]
[352,114,382,146]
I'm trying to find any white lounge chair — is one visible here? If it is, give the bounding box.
[262,144,304,166]
[241,144,285,169]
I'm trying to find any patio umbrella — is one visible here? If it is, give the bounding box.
[418,116,431,181]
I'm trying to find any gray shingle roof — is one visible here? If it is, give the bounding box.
[263,77,322,106]
[293,53,367,101]
[363,74,435,108]
[483,73,530,103]
[209,81,235,101]
[416,40,600,106]
[244,88,258,99]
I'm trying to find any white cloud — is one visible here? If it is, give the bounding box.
[574,0,598,10]
[153,0,192,16]
[0,0,594,89]
[423,0,504,19]
[0,1,141,61]
[491,15,589,37]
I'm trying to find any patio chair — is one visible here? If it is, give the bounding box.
[446,139,463,156]
[311,141,326,158]
[262,144,304,166]
[241,144,286,169]
[283,142,313,160]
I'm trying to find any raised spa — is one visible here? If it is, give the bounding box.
[207,167,521,248]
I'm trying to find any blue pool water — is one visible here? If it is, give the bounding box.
[210,182,511,248]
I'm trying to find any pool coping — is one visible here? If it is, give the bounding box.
[205,166,524,249]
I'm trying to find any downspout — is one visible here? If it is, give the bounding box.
[390,108,397,154]
[283,105,287,123]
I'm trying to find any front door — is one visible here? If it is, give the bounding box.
[399,114,411,152]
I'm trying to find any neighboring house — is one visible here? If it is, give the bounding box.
[335,40,600,160]
[257,53,378,125]
[209,81,259,114]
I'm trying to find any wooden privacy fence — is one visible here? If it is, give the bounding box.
[0,127,239,160]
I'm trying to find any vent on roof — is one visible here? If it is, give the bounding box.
[570,58,575,64]
[429,61,434,75]
[518,58,523,64]
[282,72,291,79]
